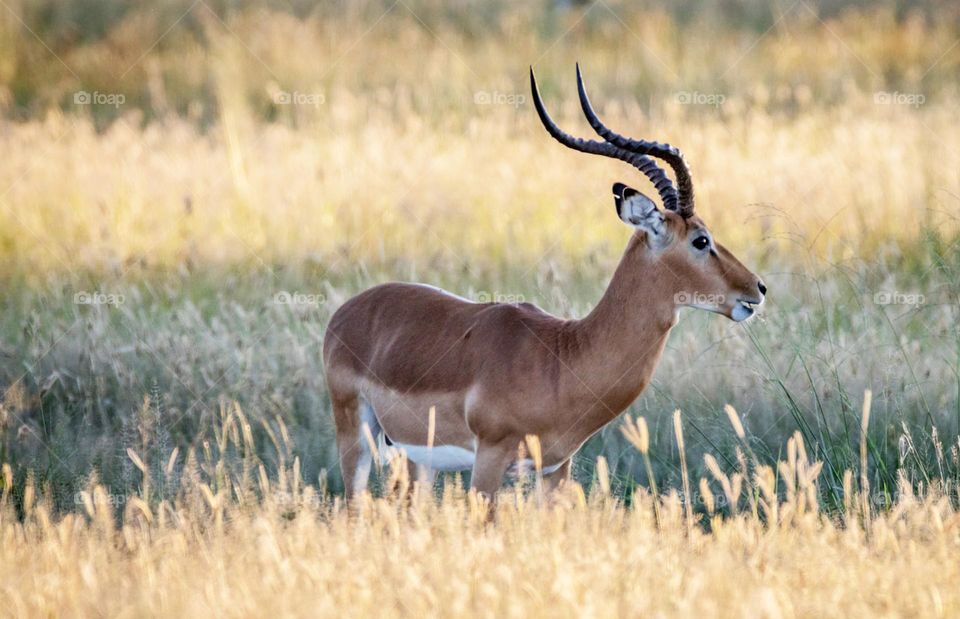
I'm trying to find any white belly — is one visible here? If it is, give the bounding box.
[386,442,565,475]
[391,443,476,471]
[364,397,566,475]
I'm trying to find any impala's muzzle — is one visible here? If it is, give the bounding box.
[731,280,766,322]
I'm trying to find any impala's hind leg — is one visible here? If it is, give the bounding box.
[542,459,572,494]
[332,393,380,498]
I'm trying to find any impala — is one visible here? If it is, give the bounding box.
[323,65,765,500]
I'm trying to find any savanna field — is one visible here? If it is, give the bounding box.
[2,0,960,616]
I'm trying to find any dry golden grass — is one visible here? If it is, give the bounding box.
[3,5,960,278]
[2,95,957,279]
[2,411,959,619]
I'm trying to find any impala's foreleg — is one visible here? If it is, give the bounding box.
[470,441,515,518]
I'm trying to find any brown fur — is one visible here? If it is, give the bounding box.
[323,211,763,499]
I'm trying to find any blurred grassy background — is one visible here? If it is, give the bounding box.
[1,0,960,508]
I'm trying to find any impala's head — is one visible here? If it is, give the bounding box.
[531,65,766,322]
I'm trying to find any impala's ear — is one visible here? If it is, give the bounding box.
[613,182,665,237]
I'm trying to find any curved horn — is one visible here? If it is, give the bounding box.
[575,64,695,218]
[530,67,679,211]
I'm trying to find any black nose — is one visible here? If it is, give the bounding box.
[758,281,767,296]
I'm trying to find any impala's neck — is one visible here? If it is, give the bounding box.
[566,233,678,420]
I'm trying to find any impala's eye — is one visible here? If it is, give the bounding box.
[692,236,710,251]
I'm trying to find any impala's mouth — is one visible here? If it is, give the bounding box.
[732,298,762,322]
